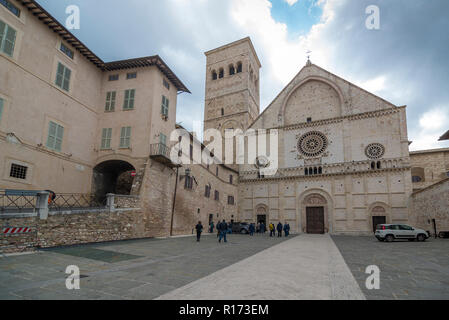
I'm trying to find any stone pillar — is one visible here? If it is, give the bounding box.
[106,194,115,212]
[37,191,49,220]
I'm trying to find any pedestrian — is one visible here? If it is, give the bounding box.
[284,222,290,237]
[228,222,233,234]
[269,223,275,237]
[218,220,228,243]
[249,223,255,236]
[261,222,266,235]
[196,221,203,242]
[210,221,214,233]
[277,222,283,237]
[256,222,261,234]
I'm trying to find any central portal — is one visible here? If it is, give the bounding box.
[306,207,325,234]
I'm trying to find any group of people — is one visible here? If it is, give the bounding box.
[269,222,290,237]
[195,220,291,242]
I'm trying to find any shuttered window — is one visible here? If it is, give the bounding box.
[0,20,17,57]
[123,89,135,110]
[0,97,3,123]
[161,95,169,117]
[55,62,71,92]
[105,91,116,112]
[46,121,64,152]
[0,0,20,17]
[101,128,112,150]
[120,127,131,148]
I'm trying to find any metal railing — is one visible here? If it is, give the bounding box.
[0,190,38,214]
[150,143,171,158]
[48,193,105,211]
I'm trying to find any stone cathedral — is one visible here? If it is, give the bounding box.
[204,38,412,235]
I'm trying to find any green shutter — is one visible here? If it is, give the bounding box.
[161,96,169,116]
[105,92,116,111]
[55,125,64,151]
[3,24,16,57]
[0,98,4,122]
[160,133,167,146]
[55,63,71,92]
[46,121,64,151]
[0,21,5,50]
[101,128,112,149]
[62,67,71,91]
[120,127,131,148]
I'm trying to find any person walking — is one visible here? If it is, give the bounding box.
[277,222,283,237]
[249,223,255,236]
[261,222,266,235]
[284,222,290,237]
[269,223,275,237]
[218,220,228,243]
[196,221,203,242]
[209,221,214,233]
[256,222,261,235]
[228,222,233,234]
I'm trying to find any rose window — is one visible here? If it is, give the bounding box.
[365,143,385,159]
[297,131,328,158]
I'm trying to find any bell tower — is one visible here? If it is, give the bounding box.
[204,37,261,135]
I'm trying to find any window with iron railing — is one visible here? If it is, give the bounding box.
[9,163,27,180]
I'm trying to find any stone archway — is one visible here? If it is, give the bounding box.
[298,190,333,234]
[255,204,269,225]
[92,160,136,202]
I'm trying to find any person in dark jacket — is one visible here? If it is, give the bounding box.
[277,222,283,237]
[209,221,214,233]
[196,221,203,242]
[218,220,228,243]
[260,222,266,235]
[284,223,290,237]
[249,223,255,236]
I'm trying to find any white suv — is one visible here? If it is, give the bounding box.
[375,224,429,242]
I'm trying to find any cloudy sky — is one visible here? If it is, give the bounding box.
[40,0,449,151]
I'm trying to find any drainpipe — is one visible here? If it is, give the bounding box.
[170,167,179,237]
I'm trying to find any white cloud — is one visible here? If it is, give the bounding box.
[409,108,449,151]
[284,0,299,6]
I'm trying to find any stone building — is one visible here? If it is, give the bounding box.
[409,148,449,192]
[206,39,413,235]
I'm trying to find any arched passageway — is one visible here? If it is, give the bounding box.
[92,160,136,202]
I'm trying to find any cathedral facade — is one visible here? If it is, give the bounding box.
[204,38,413,235]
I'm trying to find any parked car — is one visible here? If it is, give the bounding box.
[375,224,430,242]
[232,222,250,234]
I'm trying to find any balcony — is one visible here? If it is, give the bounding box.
[150,143,180,168]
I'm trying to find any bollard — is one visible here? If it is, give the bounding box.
[106,194,115,212]
[37,191,50,220]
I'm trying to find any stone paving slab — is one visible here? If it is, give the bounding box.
[0,234,292,300]
[331,236,449,300]
[157,234,366,300]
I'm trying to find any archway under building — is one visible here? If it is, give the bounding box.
[92,160,136,202]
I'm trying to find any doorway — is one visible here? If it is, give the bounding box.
[372,216,386,233]
[306,207,325,234]
[257,215,267,225]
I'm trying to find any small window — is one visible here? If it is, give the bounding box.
[229,175,233,184]
[221,108,224,116]
[161,95,169,118]
[237,62,243,73]
[229,65,235,75]
[185,176,194,190]
[105,91,116,112]
[60,43,74,59]
[127,72,137,79]
[219,68,224,79]
[0,97,3,122]
[0,0,20,17]
[46,121,64,152]
[0,20,16,57]
[163,79,170,90]
[205,185,211,198]
[412,176,422,183]
[55,62,71,92]
[228,196,235,205]
[215,190,219,201]
[10,163,27,180]
[108,74,119,81]
[101,128,112,150]
[120,127,131,148]
[123,89,135,110]
[307,117,312,123]
[212,71,217,80]
[216,167,219,176]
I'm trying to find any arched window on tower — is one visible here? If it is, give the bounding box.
[212,70,217,80]
[219,68,224,79]
[237,62,243,73]
[229,65,235,75]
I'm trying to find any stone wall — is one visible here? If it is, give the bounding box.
[0,209,152,254]
[410,178,449,235]
[409,148,449,191]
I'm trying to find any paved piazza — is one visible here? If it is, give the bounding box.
[0,234,448,300]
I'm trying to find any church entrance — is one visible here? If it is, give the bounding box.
[306,207,325,234]
[372,216,386,233]
[257,215,267,225]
